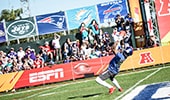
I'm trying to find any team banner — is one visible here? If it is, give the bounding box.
[0,71,24,92]
[0,22,6,43]
[36,11,67,35]
[155,0,170,44]
[97,0,129,27]
[121,45,170,70]
[14,56,112,89]
[66,5,97,30]
[5,17,36,41]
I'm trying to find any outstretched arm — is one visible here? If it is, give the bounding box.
[112,41,119,54]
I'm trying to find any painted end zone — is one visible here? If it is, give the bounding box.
[122,82,170,100]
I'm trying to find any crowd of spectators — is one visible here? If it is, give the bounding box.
[61,13,135,63]
[0,13,146,75]
[0,46,44,74]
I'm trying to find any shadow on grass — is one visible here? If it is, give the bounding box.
[68,93,103,99]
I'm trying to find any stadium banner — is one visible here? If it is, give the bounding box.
[14,63,73,88]
[66,5,98,30]
[0,22,6,43]
[0,71,24,92]
[14,56,112,89]
[120,45,170,70]
[155,0,170,44]
[5,17,36,41]
[36,11,67,35]
[1,45,170,92]
[97,0,129,27]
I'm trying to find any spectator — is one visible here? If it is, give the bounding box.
[88,31,95,45]
[27,55,34,68]
[62,38,72,60]
[101,50,108,57]
[16,59,24,71]
[89,19,100,44]
[84,44,92,59]
[33,54,44,68]
[106,45,114,55]
[24,46,36,61]
[89,49,98,59]
[22,58,31,70]
[112,27,122,42]
[98,29,105,44]
[101,32,111,51]
[115,14,125,31]
[39,41,54,64]
[1,53,8,69]
[78,22,89,44]
[7,48,17,59]
[76,40,81,49]
[71,43,79,57]
[125,13,134,30]
[63,56,71,63]
[124,29,132,46]
[52,34,62,62]
[4,58,13,73]
[12,59,20,72]
[17,47,25,61]
[79,43,87,60]
[91,40,100,51]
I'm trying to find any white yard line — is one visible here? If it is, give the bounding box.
[1,65,169,99]
[115,67,162,100]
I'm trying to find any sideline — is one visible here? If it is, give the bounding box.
[1,66,169,98]
[115,67,162,100]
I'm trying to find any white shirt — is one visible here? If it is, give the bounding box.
[17,50,25,60]
[52,38,61,49]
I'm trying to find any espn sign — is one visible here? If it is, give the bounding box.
[139,52,154,64]
[29,68,64,83]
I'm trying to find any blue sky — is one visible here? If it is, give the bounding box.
[0,0,112,17]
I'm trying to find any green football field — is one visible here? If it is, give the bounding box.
[0,65,170,100]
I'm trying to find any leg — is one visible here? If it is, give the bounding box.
[96,77,112,89]
[58,48,62,61]
[110,75,123,92]
[95,70,116,94]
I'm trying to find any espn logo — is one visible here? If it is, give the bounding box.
[29,68,64,83]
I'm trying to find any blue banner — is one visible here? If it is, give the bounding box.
[97,0,129,26]
[0,22,6,43]
[66,6,98,30]
[36,11,67,35]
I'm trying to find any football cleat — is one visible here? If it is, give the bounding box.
[118,88,123,92]
[109,87,116,94]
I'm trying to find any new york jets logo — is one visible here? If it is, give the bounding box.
[7,20,35,38]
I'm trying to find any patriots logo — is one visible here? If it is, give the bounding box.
[38,17,54,23]
[38,15,65,29]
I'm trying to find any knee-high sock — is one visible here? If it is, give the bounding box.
[112,78,121,89]
[96,77,112,89]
